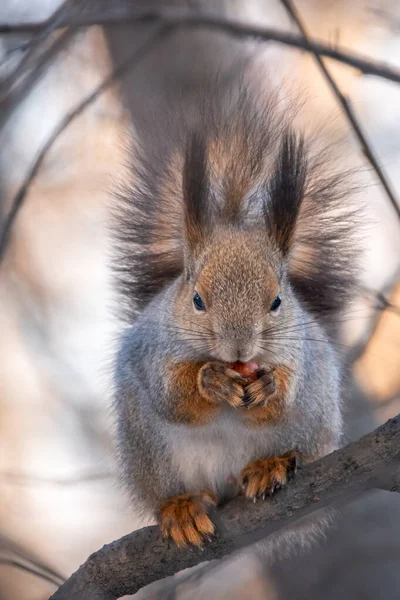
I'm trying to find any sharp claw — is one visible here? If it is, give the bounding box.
[242,391,253,407]
[262,493,266,501]
[253,496,257,504]
[287,455,299,474]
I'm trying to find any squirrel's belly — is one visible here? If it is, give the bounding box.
[168,416,277,497]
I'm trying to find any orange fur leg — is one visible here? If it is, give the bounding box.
[159,490,217,547]
[239,452,299,500]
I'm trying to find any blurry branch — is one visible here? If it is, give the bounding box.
[0,559,64,587]
[1,5,400,84]
[1,0,69,90]
[50,415,400,600]
[0,1,78,130]
[1,469,111,485]
[0,533,66,588]
[281,0,400,220]
[369,7,400,34]
[0,0,74,121]
[0,41,30,68]
[374,289,400,317]
[1,3,400,263]
[0,24,173,266]
[0,28,74,132]
[1,0,75,44]
[348,276,400,366]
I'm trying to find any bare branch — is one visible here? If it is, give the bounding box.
[0,469,111,485]
[50,415,400,600]
[0,28,74,133]
[369,7,400,34]
[2,4,400,264]
[347,277,400,366]
[1,6,400,85]
[373,289,400,317]
[0,533,66,587]
[0,24,173,266]
[0,559,64,587]
[1,0,71,90]
[281,0,399,220]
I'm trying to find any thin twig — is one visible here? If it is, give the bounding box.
[1,0,75,41]
[369,7,400,34]
[373,290,400,317]
[0,533,66,584]
[281,0,400,220]
[0,558,64,587]
[0,24,173,266]
[0,0,80,85]
[1,7,400,85]
[0,469,111,485]
[0,28,74,132]
[347,276,400,366]
[0,41,30,69]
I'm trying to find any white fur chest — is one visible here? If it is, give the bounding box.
[167,411,277,497]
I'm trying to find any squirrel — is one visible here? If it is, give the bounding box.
[112,76,359,548]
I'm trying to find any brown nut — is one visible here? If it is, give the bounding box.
[228,360,259,382]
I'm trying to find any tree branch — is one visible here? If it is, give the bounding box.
[0,469,111,486]
[0,28,74,133]
[281,0,399,220]
[0,24,173,266]
[0,559,64,587]
[1,5,400,86]
[49,414,400,600]
[0,533,66,588]
[2,3,400,264]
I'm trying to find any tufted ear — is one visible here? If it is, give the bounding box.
[182,132,213,262]
[264,130,307,256]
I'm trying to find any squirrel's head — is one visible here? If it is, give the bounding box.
[174,130,307,363]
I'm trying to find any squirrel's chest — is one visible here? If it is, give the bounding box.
[168,414,277,497]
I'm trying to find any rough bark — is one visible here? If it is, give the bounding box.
[50,414,400,600]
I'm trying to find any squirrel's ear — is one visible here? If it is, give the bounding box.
[264,130,307,256]
[182,132,212,260]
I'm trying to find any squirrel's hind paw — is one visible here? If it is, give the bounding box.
[159,490,217,548]
[239,452,299,499]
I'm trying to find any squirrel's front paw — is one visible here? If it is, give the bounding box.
[239,452,299,499]
[242,369,276,408]
[198,362,247,408]
[159,490,217,547]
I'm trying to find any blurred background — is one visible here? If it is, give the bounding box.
[0,1,399,598]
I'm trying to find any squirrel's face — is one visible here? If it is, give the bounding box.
[176,230,295,363]
[174,128,307,362]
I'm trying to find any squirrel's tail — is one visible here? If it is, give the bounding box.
[113,75,361,329]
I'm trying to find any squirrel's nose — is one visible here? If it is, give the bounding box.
[237,347,254,363]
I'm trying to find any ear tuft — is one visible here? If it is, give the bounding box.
[182,132,212,256]
[264,130,307,255]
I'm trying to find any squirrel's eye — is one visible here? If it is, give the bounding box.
[193,291,206,311]
[270,294,281,313]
